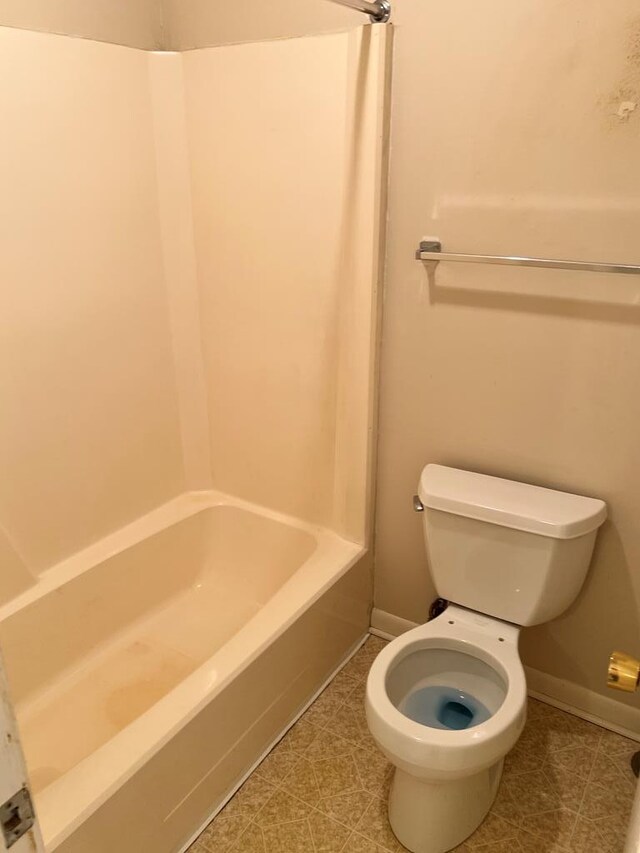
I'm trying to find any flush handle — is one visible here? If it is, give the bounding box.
[607,651,640,692]
[413,495,424,513]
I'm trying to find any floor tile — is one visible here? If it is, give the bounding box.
[343,676,367,710]
[223,774,277,820]
[340,647,374,681]
[307,810,353,852]
[505,769,564,817]
[342,833,390,853]
[517,832,570,853]
[278,716,321,755]
[280,756,323,805]
[261,819,313,852]
[303,689,346,727]
[229,821,265,853]
[188,633,637,853]
[599,729,638,756]
[542,765,588,811]
[466,813,520,846]
[325,702,371,747]
[489,785,522,827]
[254,744,301,785]
[503,733,545,776]
[527,697,552,719]
[569,815,617,853]
[196,812,250,851]
[579,778,634,822]
[323,669,361,704]
[539,710,603,753]
[469,840,523,852]
[254,788,314,827]
[188,843,213,853]
[591,748,636,793]
[305,727,355,761]
[313,753,362,799]
[545,745,596,781]
[352,745,393,798]
[318,788,373,829]
[355,796,407,853]
[518,807,578,849]
[588,815,630,852]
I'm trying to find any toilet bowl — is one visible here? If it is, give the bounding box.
[366,464,607,853]
[366,606,526,853]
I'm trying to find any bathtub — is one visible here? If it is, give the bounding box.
[0,491,371,852]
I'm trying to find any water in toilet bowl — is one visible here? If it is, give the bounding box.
[401,685,492,731]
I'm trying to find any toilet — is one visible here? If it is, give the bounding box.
[365,465,607,853]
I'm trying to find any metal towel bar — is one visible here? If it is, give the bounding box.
[416,240,640,276]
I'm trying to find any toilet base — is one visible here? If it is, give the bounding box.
[387,760,503,853]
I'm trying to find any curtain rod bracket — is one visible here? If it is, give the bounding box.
[371,0,391,23]
[326,0,391,24]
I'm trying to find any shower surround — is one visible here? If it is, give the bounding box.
[0,23,390,852]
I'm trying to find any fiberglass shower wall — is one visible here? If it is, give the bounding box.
[153,26,389,545]
[0,25,388,605]
[0,29,186,600]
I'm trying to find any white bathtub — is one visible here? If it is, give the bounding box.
[0,490,370,852]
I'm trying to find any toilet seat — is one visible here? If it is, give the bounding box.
[365,606,527,781]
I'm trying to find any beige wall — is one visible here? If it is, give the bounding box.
[0,0,163,48]
[0,28,185,581]
[0,0,356,51]
[174,1,640,714]
[162,0,358,50]
[375,0,640,713]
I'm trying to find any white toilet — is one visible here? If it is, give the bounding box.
[365,465,607,853]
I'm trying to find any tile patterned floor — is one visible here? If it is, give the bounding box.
[187,635,638,853]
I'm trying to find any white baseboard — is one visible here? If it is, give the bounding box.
[370,608,640,742]
[370,607,419,640]
[524,666,640,742]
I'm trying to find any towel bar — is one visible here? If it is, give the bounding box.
[416,240,640,276]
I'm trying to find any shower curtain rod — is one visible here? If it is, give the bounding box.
[326,0,391,23]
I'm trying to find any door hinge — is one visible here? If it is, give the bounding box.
[0,787,35,848]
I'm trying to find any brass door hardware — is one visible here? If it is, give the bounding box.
[607,651,640,693]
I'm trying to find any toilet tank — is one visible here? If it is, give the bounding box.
[418,466,607,627]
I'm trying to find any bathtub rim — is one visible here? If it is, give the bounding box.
[0,489,356,624]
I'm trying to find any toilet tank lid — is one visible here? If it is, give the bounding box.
[418,465,607,539]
